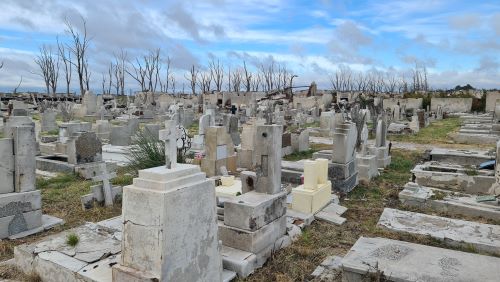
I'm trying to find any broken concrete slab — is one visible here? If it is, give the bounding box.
[342,237,500,282]
[378,208,500,256]
[400,182,500,221]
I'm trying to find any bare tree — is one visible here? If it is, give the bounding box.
[57,39,72,95]
[64,17,91,96]
[209,58,224,92]
[13,76,23,94]
[260,62,275,92]
[251,73,261,91]
[127,49,161,92]
[160,56,171,93]
[34,45,59,95]
[242,61,252,92]
[198,71,212,94]
[385,72,397,94]
[114,50,127,95]
[184,65,198,95]
[231,68,242,92]
[170,75,176,94]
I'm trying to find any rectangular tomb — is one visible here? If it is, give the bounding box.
[342,237,500,282]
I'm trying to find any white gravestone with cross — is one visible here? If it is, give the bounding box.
[92,162,117,206]
[159,120,177,169]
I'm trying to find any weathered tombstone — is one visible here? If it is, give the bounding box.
[201,126,236,177]
[357,123,379,184]
[67,132,103,165]
[409,115,420,133]
[0,124,62,239]
[219,124,288,277]
[329,121,358,193]
[92,163,117,206]
[159,120,177,169]
[40,110,57,132]
[291,158,331,213]
[488,140,500,196]
[417,109,425,128]
[113,163,222,280]
[369,115,391,168]
[254,124,283,194]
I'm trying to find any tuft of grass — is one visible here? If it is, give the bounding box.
[112,174,133,186]
[41,129,59,136]
[0,132,4,139]
[390,117,461,144]
[430,190,447,200]
[283,149,317,161]
[126,130,165,173]
[37,173,80,190]
[66,233,79,247]
[463,166,479,176]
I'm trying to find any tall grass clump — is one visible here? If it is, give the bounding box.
[126,130,165,173]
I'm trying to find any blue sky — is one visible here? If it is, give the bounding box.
[0,0,499,92]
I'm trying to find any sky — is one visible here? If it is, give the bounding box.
[0,0,499,93]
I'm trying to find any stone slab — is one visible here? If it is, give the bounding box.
[378,208,500,256]
[315,211,346,225]
[224,191,287,231]
[341,237,500,282]
[219,216,286,253]
[399,182,500,221]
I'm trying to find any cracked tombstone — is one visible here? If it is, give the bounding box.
[92,163,117,207]
[159,120,177,169]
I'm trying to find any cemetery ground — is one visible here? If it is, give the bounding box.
[0,117,496,281]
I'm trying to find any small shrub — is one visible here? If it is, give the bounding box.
[66,233,79,247]
[126,130,165,173]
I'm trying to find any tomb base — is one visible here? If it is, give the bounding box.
[357,154,379,183]
[332,172,358,193]
[218,216,286,253]
[224,191,287,231]
[291,181,332,214]
[368,146,391,168]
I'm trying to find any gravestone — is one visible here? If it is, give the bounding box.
[110,118,139,146]
[201,126,235,177]
[0,124,62,239]
[357,123,379,183]
[219,124,288,277]
[292,159,331,213]
[113,163,223,281]
[488,140,500,196]
[417,109,425,128]
[369,116,391,168]
[329,121,358,193]
[40,110,57,132]
[91,163,117,206]
[67,132,102,165]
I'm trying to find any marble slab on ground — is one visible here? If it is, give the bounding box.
[342,237,500,282]
[378,208,500,256]
[314,202,347,225]
[399,182,500,221]
[310,255,342,280]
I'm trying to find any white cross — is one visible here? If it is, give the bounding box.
[92,163,117,206]
[159,120,177,169]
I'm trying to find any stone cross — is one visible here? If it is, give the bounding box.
[159,120,177,169]
[92,163,117,206]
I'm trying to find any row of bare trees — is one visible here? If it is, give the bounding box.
[330,63,430,94]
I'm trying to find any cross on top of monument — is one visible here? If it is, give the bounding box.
[159,120,177,169]
[92,163,117,206]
